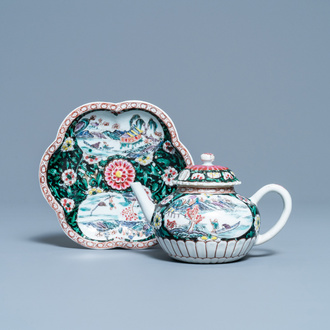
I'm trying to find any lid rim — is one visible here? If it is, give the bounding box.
[177,153,240,186]
[174,180,241,187]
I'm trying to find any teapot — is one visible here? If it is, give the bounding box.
[131,153,292,263]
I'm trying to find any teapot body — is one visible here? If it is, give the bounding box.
[151,187,260,263]
[131,153,292,264]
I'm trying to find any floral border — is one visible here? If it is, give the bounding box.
[39,100,193,249]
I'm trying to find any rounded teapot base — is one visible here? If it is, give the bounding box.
[157,237,256,264]
[170,254,245,264]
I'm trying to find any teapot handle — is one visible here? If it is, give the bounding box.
[249,184,292,246]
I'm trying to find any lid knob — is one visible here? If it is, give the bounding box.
[201,153,215,165]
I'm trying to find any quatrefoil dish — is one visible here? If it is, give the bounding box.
[39,101,193,249]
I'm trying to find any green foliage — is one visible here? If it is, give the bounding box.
[46,110,189,241]
[148,118,157,131]
[245,230,255,239]
[136,118,145,129]
[66,207,83,236]
[130,114,141,127]
[157,226,170,238]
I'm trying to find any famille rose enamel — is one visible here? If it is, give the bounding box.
[40,100,292,262]
[39,101,192,249]
[131,153,292,263]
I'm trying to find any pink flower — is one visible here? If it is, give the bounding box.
[162,166,178,186]
[84,154,100,164]
[60,198,75,212]
[163,141,175,154]
[104,159,135,190]
[61,169,77,186]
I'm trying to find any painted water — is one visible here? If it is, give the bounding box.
[74,110,164,160]
[164,194,253,239]
[77,192,153,242]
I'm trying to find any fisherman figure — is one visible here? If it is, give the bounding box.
[210,219,219,233]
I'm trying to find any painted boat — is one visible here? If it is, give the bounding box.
[216,221,240,234]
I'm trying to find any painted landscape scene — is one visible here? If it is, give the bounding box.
[164,194,253,239]
[74,110,165,160]
[77,191,153,242]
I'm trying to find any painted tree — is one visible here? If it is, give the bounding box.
[136,118,145,130]
[129,114,145,132]
[148,118,157,132]
[185,205,204,233]
[129,114,144,129]
[122,201,138,221]
[129,114,140,127]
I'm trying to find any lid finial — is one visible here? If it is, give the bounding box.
[201,153,215,165]
[176,152,241,187]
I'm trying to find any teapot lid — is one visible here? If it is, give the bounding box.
[175,153,241,187]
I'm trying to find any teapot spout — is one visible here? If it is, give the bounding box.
[130,182,155,224]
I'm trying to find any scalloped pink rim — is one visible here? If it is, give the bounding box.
[39,100,194,249]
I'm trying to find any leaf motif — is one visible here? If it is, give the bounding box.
[159,185,168,202]
[86,170,95,177]
[142,172,149,185]
[48,169,57,176]
[249,205,257,216]
[97,173,103,185]
[100,182,108,190]
[66,187,72,197]
[159,226,170,237]
[99,160,108,167]
[81,162,88,171]
[90,179,97,187]
[150,166,160,176]
[156,158,171,167]
[82,178,88,189]
[152,182,159,192]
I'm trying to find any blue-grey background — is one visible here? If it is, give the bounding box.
[1,1,329,329]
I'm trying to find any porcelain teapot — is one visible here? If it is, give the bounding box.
[131,153,292,263]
